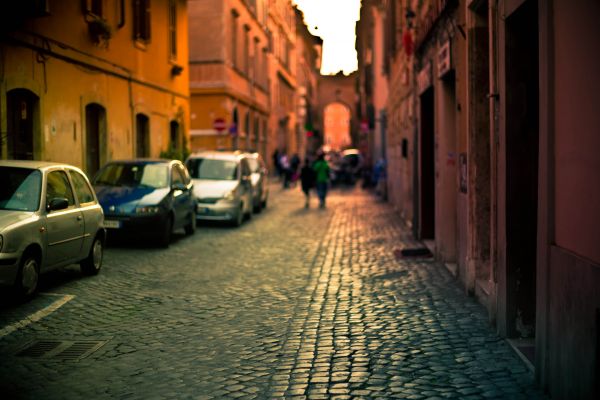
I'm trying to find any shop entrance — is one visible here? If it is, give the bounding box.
[505,0,539,347]
[419,87,435,239]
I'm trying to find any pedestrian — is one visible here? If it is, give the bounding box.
[312,152,330,208]
[279,152,291,188]
[272,149,282,180]
[290,153,301,186]
[300,157,316,208]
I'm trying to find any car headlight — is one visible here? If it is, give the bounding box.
[0,235,3,253]
[135,206,161,214]
[223,190,235,201]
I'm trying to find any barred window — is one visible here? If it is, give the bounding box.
[133,0,151,43]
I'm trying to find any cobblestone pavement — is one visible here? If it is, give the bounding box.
[0,184,546,399]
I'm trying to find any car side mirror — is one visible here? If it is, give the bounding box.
[47,197,69,212]
[171,182,187,191]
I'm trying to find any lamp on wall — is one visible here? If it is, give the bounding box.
[171,64,184,77]
[405,8,416,28]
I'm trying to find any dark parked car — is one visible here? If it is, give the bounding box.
[0,161,105,298]
[93,159,196,247]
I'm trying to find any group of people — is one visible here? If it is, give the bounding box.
[273,149,331,209]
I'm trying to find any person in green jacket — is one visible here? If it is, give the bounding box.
[312,152,330,208]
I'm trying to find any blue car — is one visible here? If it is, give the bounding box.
[93,159,196,247]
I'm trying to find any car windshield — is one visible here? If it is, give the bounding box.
[94,163,169,188]
[186,158,238,181]
[0,167,42,211]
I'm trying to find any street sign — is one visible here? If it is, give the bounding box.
[213,118,227,132]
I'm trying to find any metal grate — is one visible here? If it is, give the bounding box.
[16,339,107,361]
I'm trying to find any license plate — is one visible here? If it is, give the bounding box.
[103,219,121,229]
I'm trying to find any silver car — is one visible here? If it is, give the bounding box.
[185,151,253,226]
[0,161,105,298]
[245,152,269,213]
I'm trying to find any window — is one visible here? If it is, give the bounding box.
[231,10,239,67]
[168,0,177,58]
[253,37,259,81]
[133,0,151,43]
[83,0,103,17]
[243,25,250,75]
[70,170,96,205]
[46,171,75,210]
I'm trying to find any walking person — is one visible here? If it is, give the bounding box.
[312,152,331,208]
[279,152,291,188]
[300,157,316,208]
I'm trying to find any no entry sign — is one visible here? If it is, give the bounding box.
[213,118,227,132]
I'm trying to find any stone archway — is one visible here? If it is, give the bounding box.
[317,72,359,150]
[323,102,351,150]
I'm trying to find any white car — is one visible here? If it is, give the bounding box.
[0,161,105,298]
[185,151,254,226]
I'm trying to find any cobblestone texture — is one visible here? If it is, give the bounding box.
[0,185,546,399]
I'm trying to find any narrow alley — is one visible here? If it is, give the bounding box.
[0,186,544,399]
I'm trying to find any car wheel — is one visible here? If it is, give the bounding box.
[184,210,196,236]
[232,205,244,227]
[81,236,104,276]
[158,215,173,247]
[16,252,40,298]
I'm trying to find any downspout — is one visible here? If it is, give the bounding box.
[488,2,500,294]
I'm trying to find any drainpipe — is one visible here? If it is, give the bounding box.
[488,2,500,293]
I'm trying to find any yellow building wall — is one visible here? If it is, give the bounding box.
[0,0,190,175]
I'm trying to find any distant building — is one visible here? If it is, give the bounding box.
[0,0,190,177]
[294,6,322,158]
[266,0,298,163]
[188,0,270,157]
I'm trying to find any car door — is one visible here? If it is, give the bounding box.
[170,164,191,228]
[44,169,85,268]
[68,169,102,260]
[240,159,253,214]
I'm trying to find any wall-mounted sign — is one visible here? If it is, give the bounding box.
[213,118,227,132]
[417,61,432,94]
[438,40,451,78]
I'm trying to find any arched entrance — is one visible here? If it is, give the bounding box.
[135,113,150,158]
[323,102,351,151]
[85,103,107,176]
[7,89,39,160]
[170,120,180,150]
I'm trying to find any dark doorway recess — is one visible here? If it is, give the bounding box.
[136,113,150,158]
[505,0,539,340]
[170,120,180,150]
[7,89,39,160]
[85,103,106,177]
[419,87,435,239]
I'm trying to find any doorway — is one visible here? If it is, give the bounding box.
[170,120,180,151]
[136,113,150,158]
[7,89,39,160]
[419,87,435,240]
[85,103,106,177]
[505,0,538,345]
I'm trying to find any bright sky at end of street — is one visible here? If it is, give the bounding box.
[293,0,361,76]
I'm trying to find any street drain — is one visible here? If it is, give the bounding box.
[16,339,108,361]
[394,247,433,259]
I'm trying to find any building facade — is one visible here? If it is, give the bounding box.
[361,0,600,398]
[0,0,190,177]
[188,0,270,157]
[294,6,322,158]
[266,0,297,164]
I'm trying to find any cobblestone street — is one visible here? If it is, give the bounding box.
[0,185,545,399]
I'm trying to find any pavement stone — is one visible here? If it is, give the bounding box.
[0,184,547,399]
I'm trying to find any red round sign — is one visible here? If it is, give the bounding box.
[213,118,227,131]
